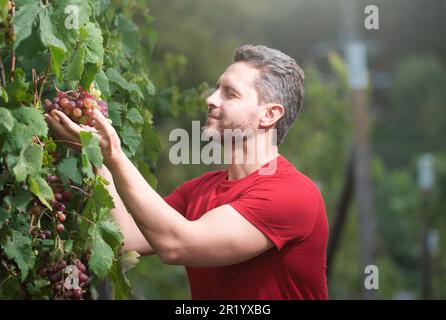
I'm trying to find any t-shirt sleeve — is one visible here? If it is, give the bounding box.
[229,179,321,250]
[163,176,202,216]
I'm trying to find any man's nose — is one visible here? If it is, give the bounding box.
[205,90,220,110]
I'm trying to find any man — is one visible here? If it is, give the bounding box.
[45,45,328,300]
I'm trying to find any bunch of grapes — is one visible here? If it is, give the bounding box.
[39,260,89,300]
[46,175,73,234]
[43,85,108,127]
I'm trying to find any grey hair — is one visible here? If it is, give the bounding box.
[233,44,305,145]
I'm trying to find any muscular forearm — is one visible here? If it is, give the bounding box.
[96,165,156,256]
[106,151,190,262]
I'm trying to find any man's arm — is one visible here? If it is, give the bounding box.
[107,151,274,267]
[96,165,156,256]
[45,108,274,267]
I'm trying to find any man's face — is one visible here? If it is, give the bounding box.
[203,62,262,138]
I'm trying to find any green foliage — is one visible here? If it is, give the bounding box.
[0,0,167,300]
[375,55,446,167]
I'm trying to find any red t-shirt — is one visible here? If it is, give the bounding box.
[164,155,328,300]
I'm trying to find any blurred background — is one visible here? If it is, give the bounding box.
[123,0,446,299]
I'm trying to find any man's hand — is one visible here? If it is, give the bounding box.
[44,108,122,167]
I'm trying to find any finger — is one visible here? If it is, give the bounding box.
[80,124,98,133]
[92,108,111,132]
[46,112,60,122]
[50,110,83,137]
[44,113,78,142]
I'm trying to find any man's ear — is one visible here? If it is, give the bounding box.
[259,103,285,128]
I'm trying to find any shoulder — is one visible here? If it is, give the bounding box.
[254,155,322,199]
[178,169,226,191]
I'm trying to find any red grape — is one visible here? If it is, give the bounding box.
[60,98,70,108]
[39,268,48,277]
[76,261,87,273]
[53,201,65,212]
[71,288,82,300]
[68,101,76,110]
[45,86,109,127]
[56,223,65,233]
[83,98,93,109]
[72,108,82,118]
[62,190,72,201]
[79,273,88,284]
[47,175,59,183]
[56,212,66,222]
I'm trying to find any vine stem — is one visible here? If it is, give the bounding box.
[32,68,38,106]
[33,135,44,149]
[67,210,95,225]
[53,140,82,148]
[9,3,15,81]
[1,259,18,278]
[69,184,90,196]
[37,55,51,105]
[0,53,6,87]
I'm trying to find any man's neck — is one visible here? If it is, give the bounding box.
[226,145,279,181]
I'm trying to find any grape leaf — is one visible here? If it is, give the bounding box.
[95,69,110,98]
[27,176,54,210]
[80,22,104,65]
[108,101,124,127]
[57,157,83,185]
[3,231,36,281]
[0,85,9,102]
[142,123,161,166]
[80,63,100,91]
[12,0,42,49]
[127,83,143,99]
[0,207,11,229]
[39,8,66,51]
[0,171,10,192]
[80,131,103,168]
[97,220,123,250]
[12,107,48,137]
[127,108,144,124]
[4,69,33,104]
[119,250,140,273]
[145,78,156,96]
[142,123,161,151]
[109,260,132,300]
[91,180,115,210]
[2,124,34,153]
[67,46,85,81]
[120,124,141,155]
[26,279,50,298]
[117,14,140,56]
[3,188,32,212]
[88,224,114,280]
[106,68,143,98]
[0,274,22,299]
[50,46,65,82]
[64,240,74,254]
[13,143,43,182]
[0,107,15,132]
[81,156,95,179]
[106,68,129,90]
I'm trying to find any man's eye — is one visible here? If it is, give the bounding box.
[226,90,236,98]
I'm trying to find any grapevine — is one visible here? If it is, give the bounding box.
[0,0,161,299]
